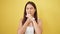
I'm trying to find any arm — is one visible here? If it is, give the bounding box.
[32,19,42,34]
[17,18,30,34]
[26,14,42,34]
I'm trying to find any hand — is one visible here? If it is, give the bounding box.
[26,14,35,22]
[26,14,32,19]
[25,17,32,25]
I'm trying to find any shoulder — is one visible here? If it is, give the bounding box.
[18,18,23,26]
[37,18,42,22]
[18,18,23,30]
[37,18,42,27]
[19,18,23,22]
[37,18,42,24]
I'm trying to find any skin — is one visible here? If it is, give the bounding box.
[26,4,35,16]
[17,4,42,34]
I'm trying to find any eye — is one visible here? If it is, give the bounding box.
[26,8,29,10]
[30,7,33,9]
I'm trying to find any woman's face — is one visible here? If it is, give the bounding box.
[26,4,35,16]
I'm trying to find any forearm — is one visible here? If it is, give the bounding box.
[18,21,29,34]
[33,21,42,34]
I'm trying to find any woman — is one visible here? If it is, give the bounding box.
[17,1,42,34]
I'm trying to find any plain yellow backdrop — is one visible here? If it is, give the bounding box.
[0,0,60,34]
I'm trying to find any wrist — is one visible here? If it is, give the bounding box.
[31,17,35,22]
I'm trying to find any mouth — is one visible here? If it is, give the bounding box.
[27,12,31,14]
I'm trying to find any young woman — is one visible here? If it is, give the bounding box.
[17,1,42,34]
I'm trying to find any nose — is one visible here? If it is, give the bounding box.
[28,11,31,14]
[28,9,31,14]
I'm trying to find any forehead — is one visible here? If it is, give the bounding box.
[26,4,34,8]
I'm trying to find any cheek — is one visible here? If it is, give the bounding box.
[31,9,35,14]
[30,11,35,15]
[26,9,29,14]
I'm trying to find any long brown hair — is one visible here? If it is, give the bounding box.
[22,1,38,25]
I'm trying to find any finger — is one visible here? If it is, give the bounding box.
[26,14,31,18]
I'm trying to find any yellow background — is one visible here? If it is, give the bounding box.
[0,0,60,34]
